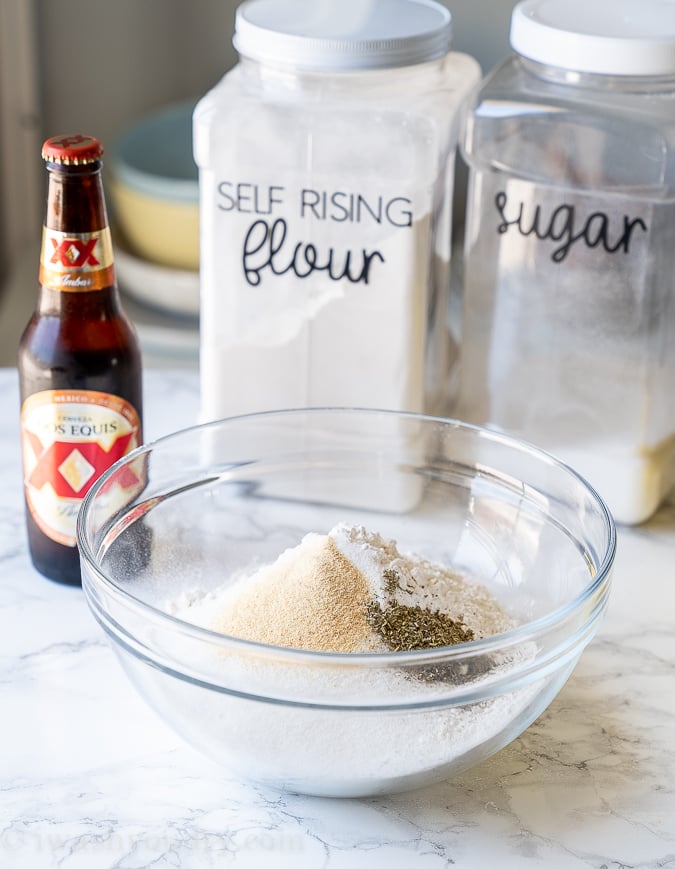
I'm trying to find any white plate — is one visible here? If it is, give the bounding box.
[114,238,200,318]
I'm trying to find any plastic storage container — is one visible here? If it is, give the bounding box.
[193,0,480,421]
[456,0,675,525]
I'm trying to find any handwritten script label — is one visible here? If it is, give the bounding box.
[495,190,647,263]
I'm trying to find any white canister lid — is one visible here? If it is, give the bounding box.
[511,0,675,76]
[233,0,452,71]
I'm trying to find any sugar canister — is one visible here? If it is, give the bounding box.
[456,0,675,524]
[193,0,480,420]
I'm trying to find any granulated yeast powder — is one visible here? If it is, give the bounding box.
[172,523,515,650]
[211,535,375,652]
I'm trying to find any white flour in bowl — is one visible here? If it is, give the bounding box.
[165,523,543,796]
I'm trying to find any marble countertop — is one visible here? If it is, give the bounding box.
[1,367,674,869]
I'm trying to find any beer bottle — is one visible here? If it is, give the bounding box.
[18,134,143,585]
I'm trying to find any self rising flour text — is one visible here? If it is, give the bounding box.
[217,181,413,286]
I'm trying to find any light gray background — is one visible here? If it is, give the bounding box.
[0,0,518,282]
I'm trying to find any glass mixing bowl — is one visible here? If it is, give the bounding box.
[77,409,615,797]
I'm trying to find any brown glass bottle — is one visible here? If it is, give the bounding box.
[18,134,143,585]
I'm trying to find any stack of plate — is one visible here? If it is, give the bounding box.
[108,100,201,367]
[114,239,199,368]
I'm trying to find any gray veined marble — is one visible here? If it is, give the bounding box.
[0,368,673,869]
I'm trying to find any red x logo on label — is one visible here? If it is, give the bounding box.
[50,237,100,268]
[25,431,136,498]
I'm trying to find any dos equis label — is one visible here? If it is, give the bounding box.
[21,390,142,546]
[39,226,115,291]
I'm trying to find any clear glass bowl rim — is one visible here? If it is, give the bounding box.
[77,406,617,668]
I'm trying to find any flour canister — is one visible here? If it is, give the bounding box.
[456,0,675,524]
[193,0,480,421]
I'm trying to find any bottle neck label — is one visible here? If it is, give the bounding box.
[21,389,142,547]
[39,226,115,291]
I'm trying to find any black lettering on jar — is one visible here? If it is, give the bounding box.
[299,189,413,228]
[242,218,385,287]
[494,190,647,262]
[385,197,413,228]
[218,182,285,215]
[330,191,351,222]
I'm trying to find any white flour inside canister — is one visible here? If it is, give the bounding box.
[200,213,436,419]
